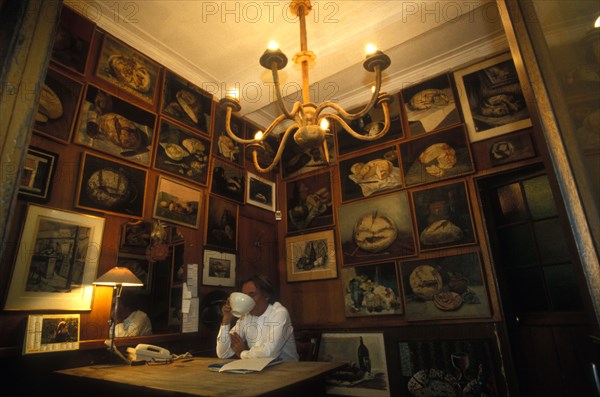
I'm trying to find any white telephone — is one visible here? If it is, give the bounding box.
[127,343,172,362]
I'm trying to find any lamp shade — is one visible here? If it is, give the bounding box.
[93,267,143,287]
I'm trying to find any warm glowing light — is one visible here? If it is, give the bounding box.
[254,130,264,140]
[268,40,279,50]
[320,118,330,130]
[371,85,376,93]
[226,88,239,101]
[595,16,600,28]
[365,43,377,55]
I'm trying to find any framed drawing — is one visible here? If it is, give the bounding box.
[400,125,474,187]
[210,159,245,204]
[4,204,105,311]
[337,191,416,266]
[50,5,95,75]
[205,195,238,250]
[202,249,237,287]
[246,171,276,211]
[398,338,500,396]
[116,252,153,293]
[23,314,80,354]
[400,73,460,136]
[32,67,84,144]
[153,175,203,229]
[161,69,213,135]
[281,133,334,179]
[18,146,59,202]
[399,251,491,321]
[120,221,152,250]
[341,262,402,317]
[76,151,147,219]
[454,52,532,142]
[94,33,160,106]
[318,332,390,397]
[411,180,477,251]
[285,229,337,282]
[338,145,402,202]
[212,106,244,166]
[286,170,333,233]
[472,129,536,169]
[335,93,404,157]
[154,119,211,186]
[73,84,157,166]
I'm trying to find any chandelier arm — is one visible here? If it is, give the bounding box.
[251,122,299,173]
[222,107,259,144]
[314,66,383,120]
[322,101,391,141]
[271,65,295,118]
[257,113,294,139]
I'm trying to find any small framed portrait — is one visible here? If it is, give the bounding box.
[116,252,153,294]
[153,175,203,229]
[4,204,105,311]
[454,52,532,142]
[205,195,238,250]
[202,249,237,287]
[411,180,477,252]
[471,129,536,169]
[76,151,148,219]
[94,33,160,106]
[246,171,276,212]
[338,145,402,202]
[154,119,211,186]
[335,93,404,157]
[318,332,391,397]
[161,69,213,135]
[73,84,157,167]
[400,73,461,136]
[23,314,80,354]
[286,170,333,233]
[285,229,337,283]
[210,159,245,204]
[212,106,244,166]
[342,262,403,317]
[337,191,416,266]
[399,251,491,321]
[32,67,84,144]
[18,146,59,203]
[400,125,474,187]
[50,5,95,75]
[120,221,152,250]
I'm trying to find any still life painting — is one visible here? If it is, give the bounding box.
[342,262,402,317]
[286,171,333,233]
[318,332,390,397]
[285,230,337,282]
[400,252,491,321]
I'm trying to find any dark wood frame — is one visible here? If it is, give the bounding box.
[246,171,276,212]
[286,170,333,233]
[212,105,244,166]
[210,158,245,204]
[18,146,59,202]
[205,195,238,251]
[152,175,203,229]
[32,66,84,144]
[50,5,95,75]
[76,151,148,219]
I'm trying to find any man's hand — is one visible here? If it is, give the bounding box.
[230,332,247,357]
[221,298,233,325]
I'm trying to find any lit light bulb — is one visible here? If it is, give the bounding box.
[254,130,264,140]
[595,16,600,28]
[268,40,279,50]
[320,118,330,131]
[365,44,377,55]
[227,88,239,101]
[371,85,376,93]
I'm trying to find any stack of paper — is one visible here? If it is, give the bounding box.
[208,357,282,374]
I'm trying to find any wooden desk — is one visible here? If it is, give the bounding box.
[56,357,345,397]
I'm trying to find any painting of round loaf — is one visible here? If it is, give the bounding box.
[337,191,416,266]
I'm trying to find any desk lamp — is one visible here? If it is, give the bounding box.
[93,267,143,364]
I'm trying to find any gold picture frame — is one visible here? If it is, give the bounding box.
[285,229,337,282]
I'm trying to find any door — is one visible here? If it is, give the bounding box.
[477,164,595,396]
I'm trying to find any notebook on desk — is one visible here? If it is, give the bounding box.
[208,357,283,374]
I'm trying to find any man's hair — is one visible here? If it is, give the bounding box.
[119,289,143,310]
[240,274,276,304]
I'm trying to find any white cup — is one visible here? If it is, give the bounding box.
[229,292,256,317]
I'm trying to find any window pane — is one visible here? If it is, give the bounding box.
[534,218,571,264]
[507,268,548,312]
[496,183,527,224]
[544,264,583,311]
[498,224,537,267]
[523,175,557,219]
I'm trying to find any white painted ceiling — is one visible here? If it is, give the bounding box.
[70,0,508,129]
